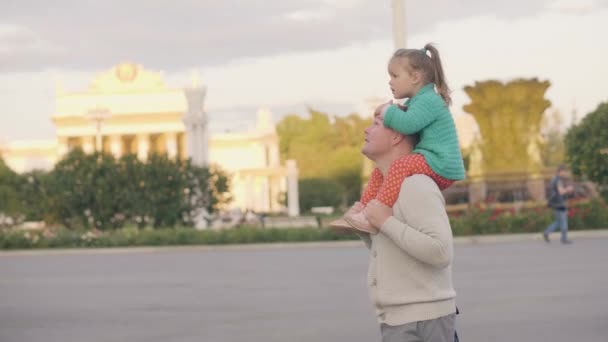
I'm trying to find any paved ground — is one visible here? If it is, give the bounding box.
[1,237,607,342]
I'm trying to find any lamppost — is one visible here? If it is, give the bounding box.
[391,0,407,49]
[87,107,111,152]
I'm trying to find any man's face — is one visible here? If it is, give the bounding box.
[361,106,395,160]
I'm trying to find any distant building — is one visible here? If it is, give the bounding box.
[0,63,299,216]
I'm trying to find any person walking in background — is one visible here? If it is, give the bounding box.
[544,165,575,244]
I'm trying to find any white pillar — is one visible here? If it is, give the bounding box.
[246,175,255,211]
[261,177,270,212]
[198,120,208,166]
[269,143,279,167]
[269,177,279,212]
[57,137,69,157]
[82,136,95,154]
[286,159,300,217]
[165,132,178,159]
[392,0,407,49]
[183,87,208,166]
[137,134,149,161]
[278,175,287,211]
[110,135,122,157]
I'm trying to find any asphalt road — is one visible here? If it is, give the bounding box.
[1,238,607,342]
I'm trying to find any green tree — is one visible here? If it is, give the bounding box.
[565,102,608,198]
[46,149,126,230]
[19,170,51,222]
[44,150,232,230]
[0,158,23,227]
[277,110,335,178]
[276,109,371,207]
[298,178,344,213]
[116,154,148,228]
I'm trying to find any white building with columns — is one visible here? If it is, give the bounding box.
[1,62,299,216]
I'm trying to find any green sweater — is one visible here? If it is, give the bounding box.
[384,83,465,181]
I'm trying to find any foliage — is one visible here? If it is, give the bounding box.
[0,158,23,226]
[0,226,357,250]
[298,178,344,213]
[565,102,608,199]
[2,199,606,250]
[0,150,231,230]
[276,109,371,207]
[449,199,608,236]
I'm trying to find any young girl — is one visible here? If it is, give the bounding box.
[344,43,465,233]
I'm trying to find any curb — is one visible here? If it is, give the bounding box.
[1,229,607,257]
[454,229,608,245]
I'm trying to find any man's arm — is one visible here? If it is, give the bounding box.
[557,179,573,195]
[379,175,453,268]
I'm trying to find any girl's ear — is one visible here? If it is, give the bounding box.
[411,70,424,85]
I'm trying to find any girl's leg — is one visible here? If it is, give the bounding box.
[375,154,453,206]
[360,168,384,206]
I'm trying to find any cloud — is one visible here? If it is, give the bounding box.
[545,0,604,13]
[2,0,607,142]
[284,9,334,22]
[0,24,64,70]
[0,0,564,72]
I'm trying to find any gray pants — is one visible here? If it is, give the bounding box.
[380,313,456,342]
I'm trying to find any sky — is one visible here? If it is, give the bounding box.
[1,0,607,142]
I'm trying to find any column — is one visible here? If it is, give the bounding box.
[110,135,122,158]
[468,181,487,205]
[269,143,279,167]
[183,87,209,166]
[136,134,149,161]
[527,177,546,202]
[165,132,178,159]
[57,137,69,157]
[286,159,300,217]
[82,136,95,154]
[392,0,407,49]
[246,175,255,211]
[261,177,270,212]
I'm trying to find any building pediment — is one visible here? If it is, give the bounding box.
[89,62,169,93]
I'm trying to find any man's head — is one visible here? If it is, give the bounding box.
[361,104,418,163]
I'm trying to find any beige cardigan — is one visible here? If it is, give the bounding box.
[359,175,456,326]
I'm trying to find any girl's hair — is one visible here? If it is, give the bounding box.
[392,43,451,105]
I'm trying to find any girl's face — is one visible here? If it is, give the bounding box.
[388,57,418,99]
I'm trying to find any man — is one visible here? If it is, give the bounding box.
[335,105,457,342]
[544,165,575,244]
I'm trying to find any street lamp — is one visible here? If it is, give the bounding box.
[392,0,407,49]
[87,107,111,152]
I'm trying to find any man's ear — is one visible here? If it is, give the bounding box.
[391,131,406,146]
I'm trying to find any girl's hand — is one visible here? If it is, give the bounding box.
[364,200,393,229]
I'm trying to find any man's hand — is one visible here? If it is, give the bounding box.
[346,201,365,216]
[364,200,393,229]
